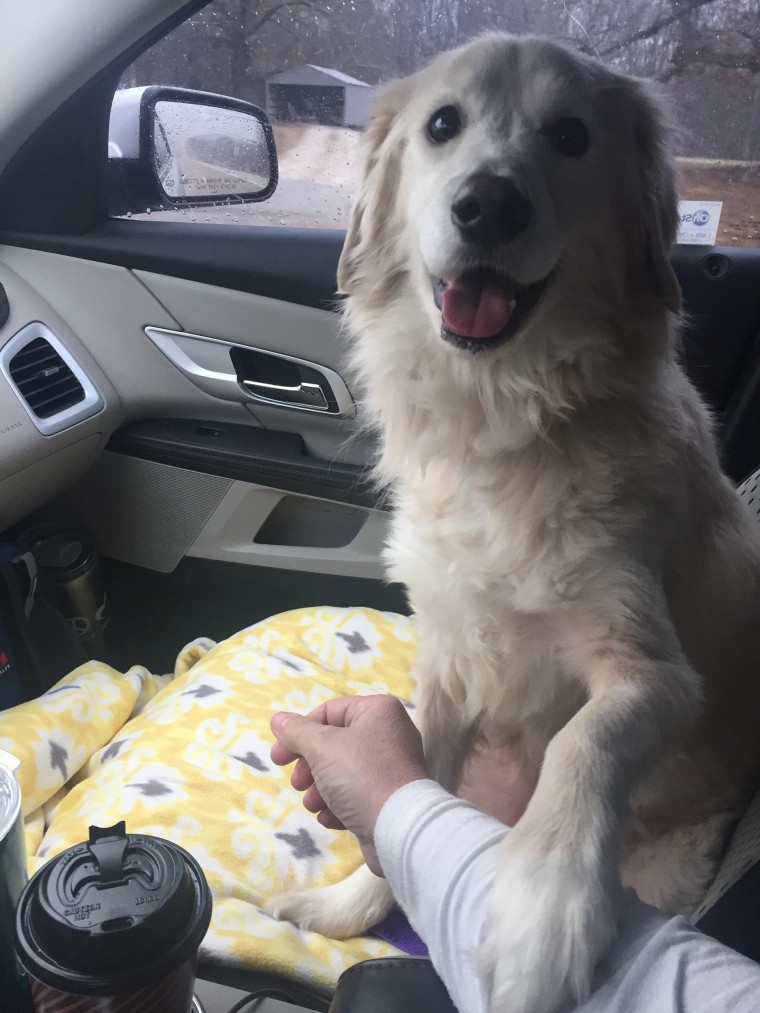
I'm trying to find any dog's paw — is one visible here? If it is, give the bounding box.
[480,842,617,1013]
[265,869,394,939]
[265,886,359,938]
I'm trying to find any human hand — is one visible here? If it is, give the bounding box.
[270,694,428,875]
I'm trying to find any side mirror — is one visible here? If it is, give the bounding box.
[108,86,278,215]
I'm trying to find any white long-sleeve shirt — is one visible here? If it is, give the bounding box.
[374,779,760,1013]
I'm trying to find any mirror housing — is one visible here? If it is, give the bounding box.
[108,86,278,215]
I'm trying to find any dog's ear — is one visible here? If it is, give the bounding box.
[619,79,682,314]
[337,78,411,296]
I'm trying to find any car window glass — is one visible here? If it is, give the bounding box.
[113,0,759,246]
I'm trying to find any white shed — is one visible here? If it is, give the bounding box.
[265,65,373,128]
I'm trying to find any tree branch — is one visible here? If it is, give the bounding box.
[246,0,330,37]
[580,0,721,57]
[658,47,760,81]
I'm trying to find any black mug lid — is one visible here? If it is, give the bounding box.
[15,823,212,996]
[35,535,89,573]
[18,524,97,582]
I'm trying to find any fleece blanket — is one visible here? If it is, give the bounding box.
[0,606,420,993]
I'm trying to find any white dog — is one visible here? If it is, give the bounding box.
[269,34,760,1013]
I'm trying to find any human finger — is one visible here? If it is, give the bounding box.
[303,782,327,813]
[270,739,301,766]
[317,809,346,830]
[301,696,357,728]
[290,756,314,791]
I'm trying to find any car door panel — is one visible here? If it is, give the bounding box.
[132,269,367,463]
[2,232,760,585]
[185,479,387,579]
[674,248,760,414]
[0,222,343,309]
[56,444,387,579]
[0,239,385,581]
[0,245,367,463]
[109,419,374,507]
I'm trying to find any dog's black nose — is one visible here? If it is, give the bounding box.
[451,174,531,244]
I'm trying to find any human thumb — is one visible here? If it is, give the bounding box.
[270,710,325,762]
[271,711,296,732]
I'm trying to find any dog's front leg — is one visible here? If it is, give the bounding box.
[481,609,701,1013]
[416,676,476,792]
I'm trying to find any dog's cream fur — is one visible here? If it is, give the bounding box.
[268,35,760,1012]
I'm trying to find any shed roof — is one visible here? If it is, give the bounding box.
[266,64,371,87]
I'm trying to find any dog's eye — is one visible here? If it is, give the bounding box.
[542,117,590,157]
[426,105,462,145]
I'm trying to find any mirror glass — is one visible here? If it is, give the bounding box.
[152,100,272,200]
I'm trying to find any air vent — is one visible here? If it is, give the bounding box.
[1,322,104,435]
[8,337,85,419]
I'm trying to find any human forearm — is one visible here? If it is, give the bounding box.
[374,779,506,1013]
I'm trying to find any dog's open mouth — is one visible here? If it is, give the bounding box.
[433,269,548,352]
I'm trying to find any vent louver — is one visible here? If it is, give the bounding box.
[8,337,86,419]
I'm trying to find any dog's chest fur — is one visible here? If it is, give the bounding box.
[384,447,618,737]
[390,444,618,605]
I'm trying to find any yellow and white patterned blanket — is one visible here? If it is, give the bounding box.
[0,607,418,993]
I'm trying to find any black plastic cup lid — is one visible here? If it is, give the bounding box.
[19,524,98,582]
[15,822,212,996]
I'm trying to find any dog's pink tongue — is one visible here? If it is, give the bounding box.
[441,275,513,339]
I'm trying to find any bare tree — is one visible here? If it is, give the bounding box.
[123,0,760,159]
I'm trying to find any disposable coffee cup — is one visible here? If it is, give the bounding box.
[15,821,212,1013]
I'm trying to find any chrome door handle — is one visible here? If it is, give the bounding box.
[241,378,329,411]
[144,327,355,415]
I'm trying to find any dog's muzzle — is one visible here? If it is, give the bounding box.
[433,173,546,352]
